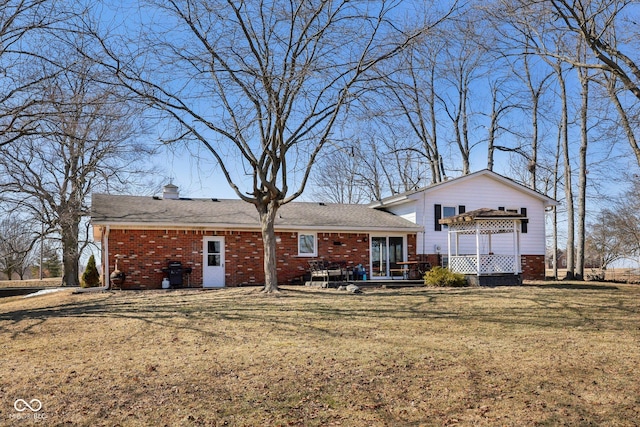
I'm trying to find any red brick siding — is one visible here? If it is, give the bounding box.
[419,252,545,281]
[417,253,443,268]
[105,229,417,289]
[520,254,545,280]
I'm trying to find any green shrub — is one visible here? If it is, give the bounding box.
[423,266,468,287]
[81,254,101,288]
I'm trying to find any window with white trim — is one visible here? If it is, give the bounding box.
[298,233,317,256]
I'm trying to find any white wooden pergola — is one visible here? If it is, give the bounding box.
[439,208,524,277]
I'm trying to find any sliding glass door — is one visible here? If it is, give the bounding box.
[371,236,404,278]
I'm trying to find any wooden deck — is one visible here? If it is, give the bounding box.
[305,279,424,288]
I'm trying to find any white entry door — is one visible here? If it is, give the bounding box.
[203,236,225,287]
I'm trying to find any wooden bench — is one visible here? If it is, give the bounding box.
[389,268,407,279]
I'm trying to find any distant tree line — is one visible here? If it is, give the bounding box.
[0,214,62,280]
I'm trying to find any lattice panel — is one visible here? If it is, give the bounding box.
[449,256,478,273]
[449,255,517,274]
[479,254,516,274]
[449,219,516,234]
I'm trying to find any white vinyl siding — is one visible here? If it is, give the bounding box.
[385,174,548,255]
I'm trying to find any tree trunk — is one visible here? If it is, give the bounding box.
[558,65,575,280]
[530,94,538,190]
[552,117,562,281]
[487,140,494,171]
[61,219,80,287]
[461,87,470,175]
[257,201,280,293]
[429,71,442,183]
[575,67,589,281]
[486,87,497,171]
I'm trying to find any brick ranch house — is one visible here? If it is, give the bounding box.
[91,185,422,289]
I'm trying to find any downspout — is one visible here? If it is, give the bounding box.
[103,225,110,290]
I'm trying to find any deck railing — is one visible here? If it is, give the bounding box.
[449,254,517,275]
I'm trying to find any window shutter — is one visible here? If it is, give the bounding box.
[520,207,528,233]
[434,204,442,231]
[458,205,466,214]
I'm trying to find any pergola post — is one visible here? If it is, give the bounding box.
[446,228,451,269]
[475,223,481,276]
[514,221,521,274]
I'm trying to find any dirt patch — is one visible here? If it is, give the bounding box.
[1,284,639,425]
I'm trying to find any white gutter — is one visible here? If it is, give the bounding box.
[90,222,423,233]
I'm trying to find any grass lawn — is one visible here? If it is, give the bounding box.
[0,278,63,289]
[1,283,639,426]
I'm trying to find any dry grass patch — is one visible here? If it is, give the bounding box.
[0,278,63,289]
[1,283,639,426]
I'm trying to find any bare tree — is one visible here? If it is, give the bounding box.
[519,0,640,169]
[86,0,458,292]
[548,57,577,280]
[575,58,592,280]
[551,118,563,280]
[310,145,367,204]
[603,73,640,166]
[353,136,387,202]
[378,40,446,184]
[438,23,484,176]
[483,75,524,172]
[507,1,579,279]
[0,0,77,147]
[613,178,640,259]
[585,214,625,270]
[586,178,640,269]
[0,45,153,286]
[480,1,559,189]
[0,214,37,279]
[547,0,640,101]
[518,53,555,189]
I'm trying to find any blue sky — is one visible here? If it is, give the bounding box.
[114,0,638,208]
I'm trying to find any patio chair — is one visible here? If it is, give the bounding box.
[308,260,346,287]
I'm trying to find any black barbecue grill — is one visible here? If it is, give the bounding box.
[162,261,192,288]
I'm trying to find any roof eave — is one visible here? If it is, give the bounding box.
[368,194,413,209]
[91,221,422,233]
[373,169,560,207]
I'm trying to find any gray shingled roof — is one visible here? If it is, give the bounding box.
[91,194,422,232]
